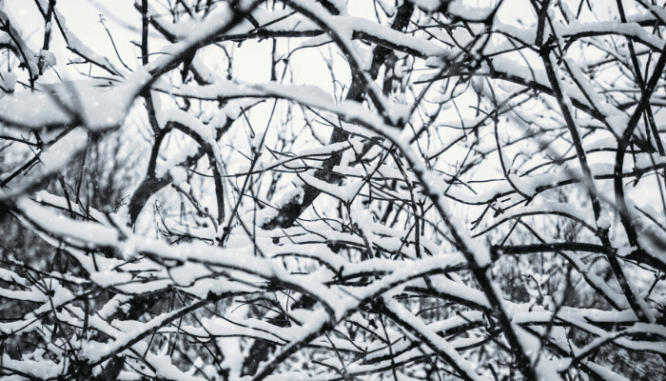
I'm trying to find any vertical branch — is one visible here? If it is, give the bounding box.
[41,0,55,51]
[142,0,150,67]
[541,50,602,230]
[261,1,414,230]
[616,0,664,155]
[142,0,161,135]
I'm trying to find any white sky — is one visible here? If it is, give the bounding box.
[1,0,626,87]
[3,0,372,86]
[2,0,661,217]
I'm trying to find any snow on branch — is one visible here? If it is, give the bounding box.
[2,1,666,381]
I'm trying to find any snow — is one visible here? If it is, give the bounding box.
[164,79,399,133]
[1,354,62,380]
[182,277,256,300]
[0,79,136,131]
[350,206,377,251]
[39,127,89,172]
[35,190,73,210]
[345,15,450,57]
[200,316,289,343]
[597,207,612,229]
[159,80,261,100]
[427,274,490,310]
[17,198,119,248]
[0,267,26,285]
[384,298,493,381]
[563,58,629,135]
[39,49,57,68]
[298,172,362,203]
[208,99,261,129]
[90,271,133,288]
[350,255,469,303]
[81,300,199,363]
[148,353,208,381]
[0,89,73,129]
[0,70,17,92]
[169,166,188,185]
[54,8,123,76]
[561,20,665,51]
[448,0,496,22]
[485,202,596,233]
[585,363,631,381]
[0,283,49,303]
[164,218,216,241]
[299,33,333,49]
[635,221,666,275]
[411,0,445,12]
[97,294,133,320]
[164,108,214,141]
[508,173,538,197]
[155,138,199,178]
[2,1,666,380]
[0,10,39,75]
[427,311,484,334]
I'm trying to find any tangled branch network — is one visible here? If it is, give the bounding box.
[1,1,666,380]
